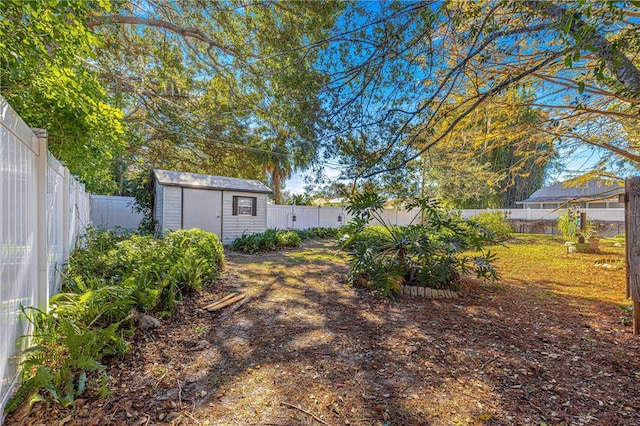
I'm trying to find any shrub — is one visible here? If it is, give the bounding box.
[556,208,595,240]
[230,227,345,253]
[6,229,225,414]
[67,229,224,312]
[296,227,342,239]
[336,225,391,250]
[557,208,579,239]
[277,231,301,247]
[342,192,499,297]
[231,229,301,253]
[469,211,514,242]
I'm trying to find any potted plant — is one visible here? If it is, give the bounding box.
[578,225,599,252]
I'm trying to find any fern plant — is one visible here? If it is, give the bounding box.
[5,305,130,414]
[5,228,226,415]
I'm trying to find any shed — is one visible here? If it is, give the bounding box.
[153,169,272,244]
[517,180,624,209]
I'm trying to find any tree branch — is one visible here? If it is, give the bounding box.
[525,1,640,97]
[363,52,563,179]
[86,15,239,57]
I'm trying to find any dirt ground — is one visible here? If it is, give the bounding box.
[6,239,640,425]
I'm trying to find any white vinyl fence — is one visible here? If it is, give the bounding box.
[266,205,625,231]
[91,195,144,231]
[459,208,624,222]
[1,97,90,420]
[267,205,427,229]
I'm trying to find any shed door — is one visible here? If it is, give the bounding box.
[182,188,222,237]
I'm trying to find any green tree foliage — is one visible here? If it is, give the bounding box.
[418,89,555,208]
[2,1,343,194]
[1,0,125,192]
[89,1,343,194]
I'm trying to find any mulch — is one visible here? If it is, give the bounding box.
[5,239,640,425]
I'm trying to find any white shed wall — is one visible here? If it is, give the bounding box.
[154,182,164,227]
[162,186,182,231]
[221,191,268,244]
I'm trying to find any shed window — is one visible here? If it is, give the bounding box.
[233,196,257,216]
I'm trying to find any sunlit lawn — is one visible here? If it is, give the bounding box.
[489,233,628,307]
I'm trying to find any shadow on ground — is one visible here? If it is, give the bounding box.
[7,239,640,426]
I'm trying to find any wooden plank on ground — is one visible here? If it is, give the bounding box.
[219,297,250,322]
[205,294,246,312]
[203,292,239,311]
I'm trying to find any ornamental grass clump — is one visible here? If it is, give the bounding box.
[342,192,500,298]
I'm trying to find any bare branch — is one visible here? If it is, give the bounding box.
[86,15,240,57]
[363,52,563,179]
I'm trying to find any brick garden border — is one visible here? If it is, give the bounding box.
[401,285,459,299]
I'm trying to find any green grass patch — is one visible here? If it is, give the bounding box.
[488,234,627,305]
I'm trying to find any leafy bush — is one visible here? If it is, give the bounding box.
[231,227,344,253]
[295,227,342,240]
[557,208,579,239]
[6,302,132,413]
[556,208,595,240]
[231,229,297,253]
[67,228,224,312]
[336,225,392,250]
[342,192,500,297]
[6,229,224,414]
[277,231,301,247]
[469,211,514,242]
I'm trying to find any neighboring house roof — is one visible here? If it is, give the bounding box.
[153,169,272,194]
[517,180,624,204]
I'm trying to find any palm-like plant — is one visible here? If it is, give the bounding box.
[343,191,500,297]
[254,126,297,204]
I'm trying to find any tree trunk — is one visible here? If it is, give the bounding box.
[272,169,282,204]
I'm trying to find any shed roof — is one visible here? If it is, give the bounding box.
[153,169,272,194]
[518,180,623,204]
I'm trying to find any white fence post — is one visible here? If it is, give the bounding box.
[62,168,70,268]
[34,129,49,313]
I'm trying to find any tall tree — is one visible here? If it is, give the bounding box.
[3,1,343,193]
[1,0,125,192]
[318,1,640,180]
[89,1,342,193]
[418,88,555,208]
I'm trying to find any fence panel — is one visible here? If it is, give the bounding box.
[47,153,65,296]
[0,99,40,415]
[318,206,346,228]
[458,208,624,222]
[267,205,349,230]
[1,97,90,420]
[266,205,625,233]
[69,180,90,249]
[90,195,143,230]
